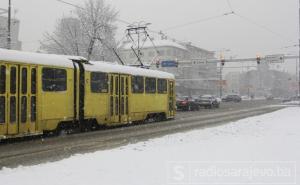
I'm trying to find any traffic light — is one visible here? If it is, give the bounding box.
[156,60,160,68]
[221,58,225,66]
[256,55,261,64]
[220,54,225,66]
[175,61,179,67]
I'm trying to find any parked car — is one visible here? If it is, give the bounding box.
[196,95,220,108]
[265,95,274,100]
[176,96,199,111]
[222,94,242,102]
[282,95,300,102]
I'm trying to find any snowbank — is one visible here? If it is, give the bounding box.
[1,107,299,185]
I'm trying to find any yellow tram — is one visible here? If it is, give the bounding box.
[0,49,175,140]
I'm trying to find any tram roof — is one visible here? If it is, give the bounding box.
[85,61,175,79]
[0,48,82,68]
[0,49,175,79]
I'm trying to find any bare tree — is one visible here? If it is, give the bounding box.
[40,0,118,61]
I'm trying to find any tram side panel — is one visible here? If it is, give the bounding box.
[39,66,75,131]
[84,71,110,126]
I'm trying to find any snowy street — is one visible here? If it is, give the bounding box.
[1,107,299,185]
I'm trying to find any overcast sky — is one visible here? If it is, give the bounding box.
[0,0,299,73]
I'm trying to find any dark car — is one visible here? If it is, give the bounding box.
[222,94,242,102]
[176,96,199,111]
[282,95,300,102]
[196,95,220,109]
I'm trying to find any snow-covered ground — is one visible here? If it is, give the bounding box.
[1,107,299,185]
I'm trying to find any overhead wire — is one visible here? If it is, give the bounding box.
[164,11,234,31]
[226,0,234,12]
[56,0,131,25]
[234,13,295,43]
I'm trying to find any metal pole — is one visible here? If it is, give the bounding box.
[219,65,222,97]
[298,0,300,96]
[7,0,11,49]
[296,58,299,95]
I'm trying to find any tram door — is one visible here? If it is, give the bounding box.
[0,64,37,136]
[109,74,129,124]
[110,74,119,123]
[168,80,175,117]
[0,64,8,135]
[18,66,37,134]
[119,75,129,123]
[7,64,18,134]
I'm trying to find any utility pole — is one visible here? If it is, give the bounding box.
[219,65,223,97]
[298,0,300,96]
[299,0,300,96]
[7,0,11,49]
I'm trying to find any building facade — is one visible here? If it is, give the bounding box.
[119,38,218,96]
[0,16,22,50]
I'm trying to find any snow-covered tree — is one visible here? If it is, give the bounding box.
[40,0,118,61]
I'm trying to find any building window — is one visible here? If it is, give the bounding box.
[167,49,172,56]
[129,53,135,58]
[90,72,108,93]
[148,51,155,57]
[131,76,144,93]
[42,68,67,92]
[145,77,156,93]
[157,79,167,93]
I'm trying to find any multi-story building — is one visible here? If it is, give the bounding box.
[0,16,22,50]
[119,38,218,96]
[225,72,241,95]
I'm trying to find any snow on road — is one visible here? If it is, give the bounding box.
[1,107,299,185]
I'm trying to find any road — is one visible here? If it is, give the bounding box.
[0,100,282,168]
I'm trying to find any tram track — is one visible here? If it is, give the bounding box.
[0,103,282,168]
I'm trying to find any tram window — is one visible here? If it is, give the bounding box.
[21,96,27,123]
[42,68,67,91]
[91,72,108,93]
[125,97,128,114]
[10,67,16,94]
[121,97,124,115]
[115,76,119,95]
[115,97,119,115]
[0,96,5,123]
[110,96,114,116]
[125,78,128,95]
[21,68,27,94]
[145,77,156,93]
[10,96,16,123]
[31,69,36,94]
[0,66,6,94]
[110,76,113,95]
[131,76,144,93]
[157,79,167,94]
[121,77,124,95]
[31,96,36,122]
